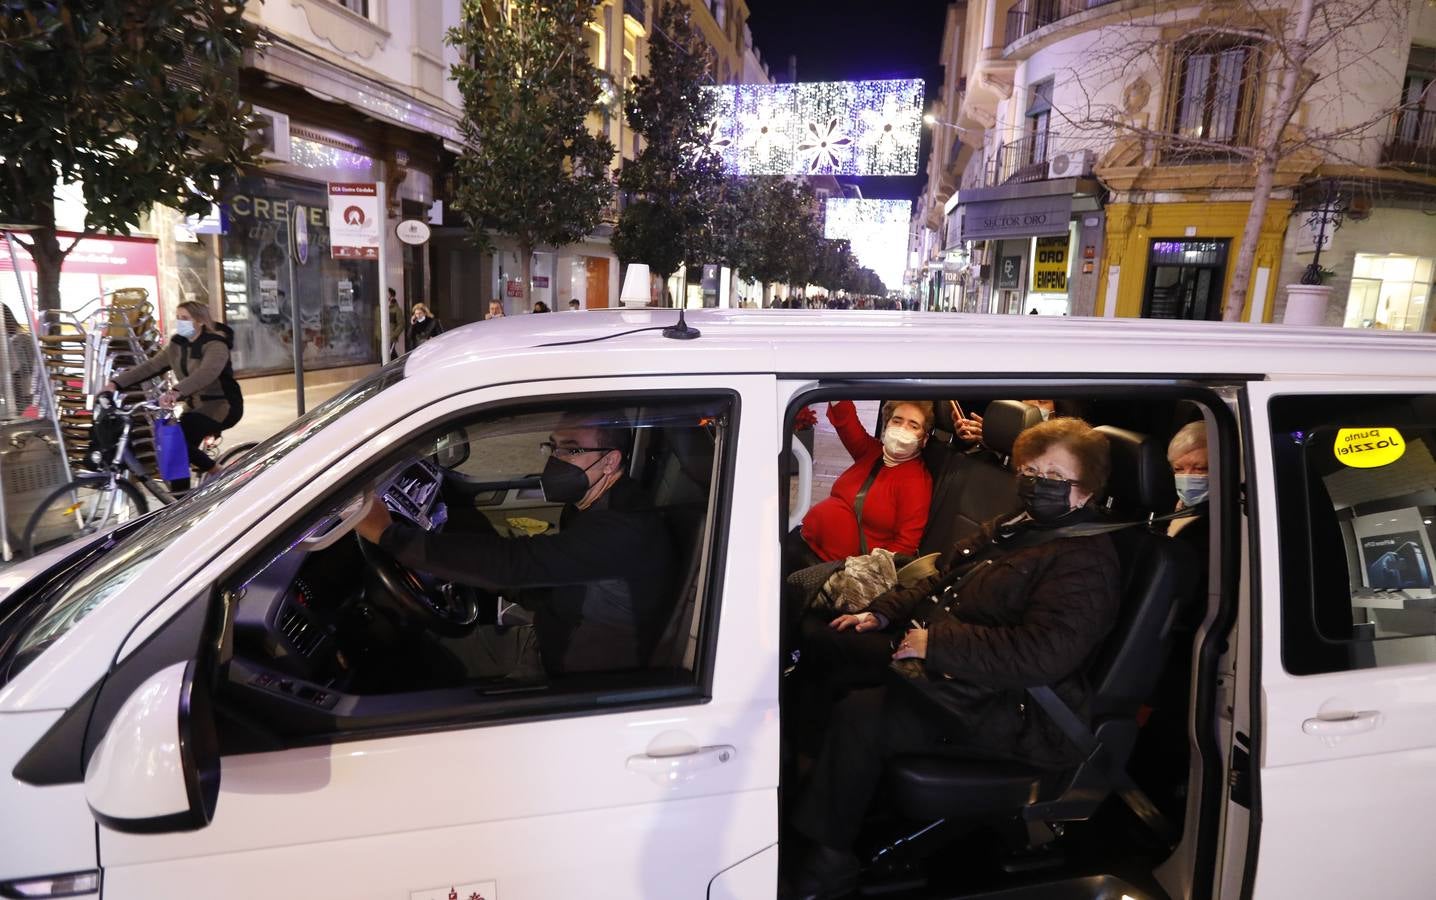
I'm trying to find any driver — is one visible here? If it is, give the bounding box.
[355,419,675,675]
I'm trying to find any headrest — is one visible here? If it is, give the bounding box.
[932,399,959,437]
[1094,425,1176,515]
[982,400,1044,457]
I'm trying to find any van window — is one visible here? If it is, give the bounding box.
[1270,394,1436,675]
[218,393,734,745]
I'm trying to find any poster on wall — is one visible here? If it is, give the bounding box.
[337,279,354,313]
[328,182,380,259]
[1031,236,1070,293]
[259,280,281,320]
[996,255,1023,290]
[1360,530,1434,589]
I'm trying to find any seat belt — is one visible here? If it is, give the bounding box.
[852,456,885,555]
[1027,684,1176,845]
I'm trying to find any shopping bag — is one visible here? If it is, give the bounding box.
[154,419,191,482]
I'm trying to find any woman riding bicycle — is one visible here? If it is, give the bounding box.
[105,301,244,490]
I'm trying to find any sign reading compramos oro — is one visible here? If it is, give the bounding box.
[1334,427,1406,468]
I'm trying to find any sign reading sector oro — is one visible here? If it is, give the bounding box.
[1334,427,1406,468]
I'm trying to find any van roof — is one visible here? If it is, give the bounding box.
[404,309,1436,383]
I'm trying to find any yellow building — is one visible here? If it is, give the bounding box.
[919,0,1436,325]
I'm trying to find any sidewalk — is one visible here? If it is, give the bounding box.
[225,381,351,449]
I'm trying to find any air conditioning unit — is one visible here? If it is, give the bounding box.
[1047,148,1094,180]
[249,106,291,163]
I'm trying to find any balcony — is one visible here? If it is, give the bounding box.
[1004,0,1121,47]
[623,0,646,24]
[989,133,1055,186]
[1384,107,1436,171]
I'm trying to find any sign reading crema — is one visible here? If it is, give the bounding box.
[328,182,380,259]
[962,195,1072,241]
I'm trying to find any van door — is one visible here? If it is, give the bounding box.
[1245,384,1436,897]
[93,374,781,899]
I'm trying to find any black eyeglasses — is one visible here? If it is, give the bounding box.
[540,441,615,460]
[1016,465,1078,485]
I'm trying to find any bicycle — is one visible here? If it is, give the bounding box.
[23,393,175,556]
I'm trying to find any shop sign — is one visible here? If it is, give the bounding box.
[996,255,1023,290]
[505,279,524,298]
[532,275,550,289]
[396,219,431,246]
[292,205,310,265]
[962,195,1072,241]
[1031,236,1069,293]
[328,182,380,260]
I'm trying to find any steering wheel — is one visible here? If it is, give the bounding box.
[357,512,480,639]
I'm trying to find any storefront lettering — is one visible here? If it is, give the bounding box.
[981,213,1050,229]
[230,194,327,227]
[1031,235,1070,294]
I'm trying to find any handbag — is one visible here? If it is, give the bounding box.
[154,418,191,482]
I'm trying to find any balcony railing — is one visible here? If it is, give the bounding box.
[1384,107,1436,170]
[990,133,1055,186]
[1004,0,1121,46]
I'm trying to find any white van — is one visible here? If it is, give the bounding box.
[1,310,1433,900]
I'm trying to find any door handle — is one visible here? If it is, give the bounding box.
[626,745,737,786]
[1302,710,1382,742]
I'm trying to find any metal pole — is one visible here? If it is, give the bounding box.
[288,212,304,417]
[377,179,391,365]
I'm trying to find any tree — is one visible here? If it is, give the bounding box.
[1062,0,1412,319]
[611,0,725,301]
[449,0,615,308]
[0,1,257,310]
[814,239,857,294]
[728,177,822,304]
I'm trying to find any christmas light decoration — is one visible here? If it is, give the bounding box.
[824,198,913,290]
[704,79,924,176]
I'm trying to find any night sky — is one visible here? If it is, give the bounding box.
[746,0,953,203]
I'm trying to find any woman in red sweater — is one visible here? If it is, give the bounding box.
[797,400,935,563]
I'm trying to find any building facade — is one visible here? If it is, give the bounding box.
[913,0,1436,326]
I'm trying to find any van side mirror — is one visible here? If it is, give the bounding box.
[433,427,471,469]
[84,660,219,834]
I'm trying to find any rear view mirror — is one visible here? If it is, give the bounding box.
[434,427,471,469]
[84,660,219,834]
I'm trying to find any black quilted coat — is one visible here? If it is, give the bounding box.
[868,515,1121,768]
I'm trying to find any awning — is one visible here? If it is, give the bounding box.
[961,194,1072,241]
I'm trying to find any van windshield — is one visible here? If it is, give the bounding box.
[0,363,403,683]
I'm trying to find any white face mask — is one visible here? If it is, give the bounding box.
[415,315,427,322]
[882,425,922,462]
[1174,473,1209,507]
[174,319,196,339]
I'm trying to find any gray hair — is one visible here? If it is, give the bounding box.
[1167,420,1208,463]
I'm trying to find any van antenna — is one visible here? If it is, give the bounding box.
[662,306,701,340]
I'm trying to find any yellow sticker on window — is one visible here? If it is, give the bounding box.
[1334,428,1406,468]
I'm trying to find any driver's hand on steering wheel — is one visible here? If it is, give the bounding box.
[354,491,393,544]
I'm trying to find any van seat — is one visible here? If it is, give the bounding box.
[918,400,1043,555]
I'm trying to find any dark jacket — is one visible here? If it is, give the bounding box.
[114,324,242,426]
[408,315,443,348]
[379,478,675,674]
[868,515,1121,767]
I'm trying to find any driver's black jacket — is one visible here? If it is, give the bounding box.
[378,477,675,674]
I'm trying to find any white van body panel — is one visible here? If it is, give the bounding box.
[0,711,96,879]
[96,374,780,899]
[1247,380,1436,898]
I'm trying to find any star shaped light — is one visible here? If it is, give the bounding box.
[797,118,852,173]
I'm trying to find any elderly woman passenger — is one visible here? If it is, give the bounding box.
[784,418,1121,898]
[794,400,935,564]
[1167,420,1209,538]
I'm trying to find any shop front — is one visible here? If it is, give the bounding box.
[222,171,380,376]
[957,177,1103,317]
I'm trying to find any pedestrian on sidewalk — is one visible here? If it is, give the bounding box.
[486,300,505,320]
[106,301,244,491]
[408,302,444,348]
